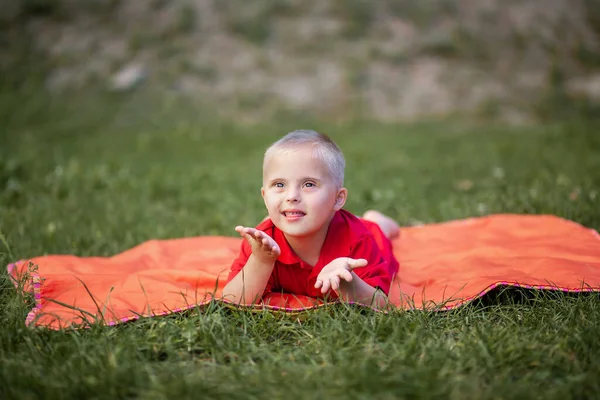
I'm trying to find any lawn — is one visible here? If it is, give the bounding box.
[1,93,600,399]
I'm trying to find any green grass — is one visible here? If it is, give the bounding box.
[1,92,600,399]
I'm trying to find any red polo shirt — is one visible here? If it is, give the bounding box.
[227,209,399,298]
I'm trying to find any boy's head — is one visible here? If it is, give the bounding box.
[263,130,346,189]
[261,130,348,238]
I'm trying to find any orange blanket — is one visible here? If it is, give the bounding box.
[8,214,600,330]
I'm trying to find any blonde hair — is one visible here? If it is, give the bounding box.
[263,129,346,188]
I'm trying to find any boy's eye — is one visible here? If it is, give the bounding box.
[304,182,316,188]
[273,182,284,188]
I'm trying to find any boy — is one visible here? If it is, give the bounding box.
[222,130,400,307]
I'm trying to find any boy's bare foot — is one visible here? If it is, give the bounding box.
[362,210,400,239]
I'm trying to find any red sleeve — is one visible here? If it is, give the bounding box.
[350,234,392,295]
[359,218,400,279]
[226,239,274,293]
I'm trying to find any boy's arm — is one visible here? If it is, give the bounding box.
[222,226,280,305]
[337,272,388,308]
[222,253,276,304]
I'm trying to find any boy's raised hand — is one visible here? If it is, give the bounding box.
[235,226,281,263]
[314,257,368,294]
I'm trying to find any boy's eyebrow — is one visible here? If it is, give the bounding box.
[266,176,323,182]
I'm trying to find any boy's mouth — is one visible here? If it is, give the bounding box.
[282,210,306,218]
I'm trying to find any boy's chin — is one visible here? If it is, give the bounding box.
[279,225,327,240]
[273,221,312,237]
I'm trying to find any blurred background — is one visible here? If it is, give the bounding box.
[1,0,600,125]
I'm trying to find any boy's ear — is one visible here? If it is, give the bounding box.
[333,188,348,211]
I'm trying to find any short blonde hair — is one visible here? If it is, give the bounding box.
[263,129,346,188]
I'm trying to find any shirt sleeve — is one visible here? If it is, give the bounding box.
[350,234,392,295]
[226,239,274,293]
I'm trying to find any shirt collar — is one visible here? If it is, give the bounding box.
[273,211,346,267]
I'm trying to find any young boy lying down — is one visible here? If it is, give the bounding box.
[222,130,400,307]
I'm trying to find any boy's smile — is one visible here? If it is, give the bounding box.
[282,209,305,221]
[261,147,347,243]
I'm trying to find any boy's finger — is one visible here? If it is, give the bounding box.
[340,269,353,282]
[239,228,260,242]
[234,227,249,239]
[249,230,264,242]
[234,226,248,235]
[242,233,256,244]
[261,236,276,249]
[330,276,340,291]
[347,258,368,269]
[238,230,261,245]
[254,230,271,242]
[247,228,260,238]
[321,279,331,293]
[314,279,323,289]
[267,242,280,255]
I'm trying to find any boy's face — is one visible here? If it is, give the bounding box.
[261,147,347,239]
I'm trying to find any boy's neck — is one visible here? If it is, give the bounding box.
[284,216,334,267]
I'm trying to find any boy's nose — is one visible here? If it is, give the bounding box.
[286,189,300,202]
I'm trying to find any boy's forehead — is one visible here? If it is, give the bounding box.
[263,147,329,175]
[265,147,320,164]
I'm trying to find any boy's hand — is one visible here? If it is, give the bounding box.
[314,257,368,294]
[235,226,280,263]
